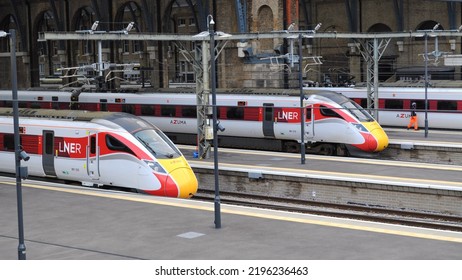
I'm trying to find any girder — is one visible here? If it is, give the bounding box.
[90,0,102,21]
[140,0,155,32]
[195,41,212,159]
[393,0,404,31]
[8,0,27,51]
[447,2,457,30]
[356,38,391,119]
[344,0,359,32]
[235,0,247,34]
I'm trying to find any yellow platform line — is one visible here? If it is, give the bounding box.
[2,180,462,243]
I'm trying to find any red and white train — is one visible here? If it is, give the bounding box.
[307,86,462,130]
[0,107,198,198]
[0,88,389,156]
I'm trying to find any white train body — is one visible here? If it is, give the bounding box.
[0,88,389,154]
[0,108,198,198]
[307,86,462,130]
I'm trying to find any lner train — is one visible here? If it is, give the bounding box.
[306,86,462,130]
[0,88,389,156]
[0,107,198,198]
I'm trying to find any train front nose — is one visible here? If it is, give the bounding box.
[363,121,389,152]
[165,167,198,198]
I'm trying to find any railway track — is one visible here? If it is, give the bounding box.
[193,190,462,232]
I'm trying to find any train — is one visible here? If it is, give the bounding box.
[306,86,462,130]
[0,107,198,198]
[0,88,389,156]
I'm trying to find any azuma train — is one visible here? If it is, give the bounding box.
[0,107,198,198]
[306,86,462,130]
[0,88,389,156]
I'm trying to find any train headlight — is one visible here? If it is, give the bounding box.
[353,123,368,132]
[144,160,167,174]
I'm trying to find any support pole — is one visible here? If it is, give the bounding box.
[298,33,305,164]
[10,29,27,260]
[424,33,429,137]
[209,16,221,229]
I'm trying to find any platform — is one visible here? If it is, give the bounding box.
[1,176,461,260]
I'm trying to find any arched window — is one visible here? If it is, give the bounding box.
[257,5,274,52]
[0,15,19,52]
[415,20,443,40]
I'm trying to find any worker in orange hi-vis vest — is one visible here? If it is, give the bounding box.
[407,102,419,130]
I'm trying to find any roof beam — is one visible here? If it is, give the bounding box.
[38,30,462,42]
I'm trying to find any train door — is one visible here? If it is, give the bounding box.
[305,103,315,139]
[86,132,100,179]
[42,130,57,177]
[263,103,275,137]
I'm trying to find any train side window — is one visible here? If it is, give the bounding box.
[90,136,96,154]
[320,106,342,118]
[226,107,244,120]
[30,102,42,109]
[106,135,135,155]
[384,99,403,109]
[52,96,59,109]
[410,100,425,109]
[99,99,108,111]
[264,107,272,121]
[437,100,457,111]
[161,105,176,117]
[141,105,155,116]
[306,108,312,120]
[80,103,97,111]
[181,106,197,118]
[3,134,14,151]
[122,104,135,114]
[44,132,53,155]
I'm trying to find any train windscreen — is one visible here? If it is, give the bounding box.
[341,101,374,122]
[134,128,182,159]
[317,91,374,122]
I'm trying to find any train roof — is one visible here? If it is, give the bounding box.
[0,107,156,134]
[0,107,116,121]
[3,87,349,99]
[138,87,345,97]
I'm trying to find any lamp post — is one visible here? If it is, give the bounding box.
[424,33,429,138]
[0,29,27,260]
[296,23,320,164]
[298,33,306,164]
[208,15,221,229]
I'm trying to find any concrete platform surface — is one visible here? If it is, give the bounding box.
[1,176,462,260]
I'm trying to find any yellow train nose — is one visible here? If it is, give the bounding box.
[158,156,198,198]
[362,121,389,152]
[166,167,198,198]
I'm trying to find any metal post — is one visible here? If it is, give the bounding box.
[298,34,306,164]
[209,16,221,229]
[373,38,379,121]
[98,40,103,77]
[10,29,26,260]
[424,33,429,138]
